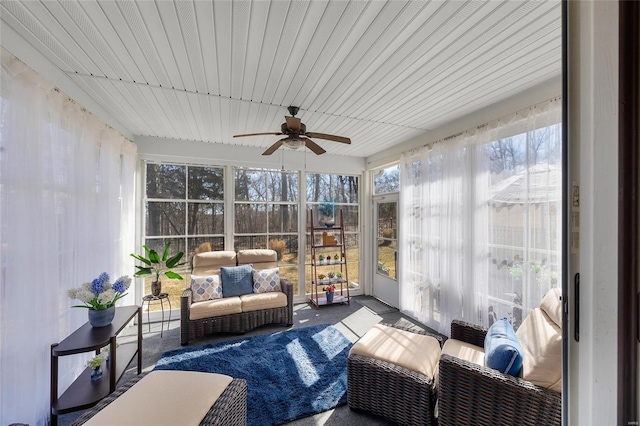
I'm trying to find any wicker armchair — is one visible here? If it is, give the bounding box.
[438,289,563,426]
[347,323,443,426]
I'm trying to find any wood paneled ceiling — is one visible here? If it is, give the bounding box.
[0,0,561,158]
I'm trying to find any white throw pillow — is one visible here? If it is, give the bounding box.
[191,274,222,302]
[252,268,281,293]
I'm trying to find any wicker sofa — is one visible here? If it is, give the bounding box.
[181,249,293,345]
[438,288,562,426]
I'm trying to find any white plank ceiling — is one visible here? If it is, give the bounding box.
[1,0,561,158]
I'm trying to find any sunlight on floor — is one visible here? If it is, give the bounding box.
[309,408,335,425]
[333,308,382,343]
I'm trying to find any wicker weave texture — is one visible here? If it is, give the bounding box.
[347,323,441,426]
[450,319,487,348]
[347,354,436,426]
[181,279,293,345]
[439,320,562,426]
[71,373,247,426]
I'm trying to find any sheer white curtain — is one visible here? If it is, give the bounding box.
[0,49,137,425]
[399,99,562,336]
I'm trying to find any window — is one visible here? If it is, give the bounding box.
[306,173,360,295]
[373,164,399,194]
[144,163,224,307]
[485,126,561,328]
[234,168,300,292]
[399,100,562,336]
[142,164,362,301]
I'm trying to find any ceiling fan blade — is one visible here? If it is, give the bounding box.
[234,132,283,138]
[304,132,351,144]
[304,138,326,155]
[262,140,284,156]
[285,116,301,132]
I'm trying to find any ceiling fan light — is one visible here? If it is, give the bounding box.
[282,139,305,150]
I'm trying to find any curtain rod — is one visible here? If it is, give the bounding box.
[425,96,562,148]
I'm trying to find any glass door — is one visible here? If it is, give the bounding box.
[373,196,398,307]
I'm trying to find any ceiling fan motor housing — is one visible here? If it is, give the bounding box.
[287,106,300,116]
[281,122,306,134]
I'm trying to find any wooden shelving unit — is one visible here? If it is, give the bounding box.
[309,208,350,309]
[50,305,142,426]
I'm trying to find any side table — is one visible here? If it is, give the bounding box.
[50,305,142,426]
[142,293,171,337]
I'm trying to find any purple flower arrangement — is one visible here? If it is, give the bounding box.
[68,272,131,310]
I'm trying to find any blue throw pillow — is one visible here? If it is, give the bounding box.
[220,264,254,297]
[484,318,523,376]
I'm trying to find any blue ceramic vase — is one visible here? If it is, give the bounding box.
[88,305,115,327]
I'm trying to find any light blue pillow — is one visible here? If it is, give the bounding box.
[220,264,254,297]
[484,318,523,376]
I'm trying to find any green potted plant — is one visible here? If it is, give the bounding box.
[336,271,343,282]
[87,353,107,381]
[327,271,337,283]
[131,242,185,296]
[334,253,340,263]
[318,254,325,265]
[317,274,327,285]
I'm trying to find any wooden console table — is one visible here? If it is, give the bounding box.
[50,305,142,426]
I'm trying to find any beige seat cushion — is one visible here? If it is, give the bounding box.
[349,324,441,379]
[84,370,232,426]
[240,292,287,312]
[237,249,278,269]
[190,297,242,320]
[516,307,562,392]
[192,250,237,276]
[441,338,485,365]
[435,338,486,386]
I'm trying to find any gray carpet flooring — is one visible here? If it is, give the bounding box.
[57,295,437,426]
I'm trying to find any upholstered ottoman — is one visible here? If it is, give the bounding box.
[72,371,247,426]
[347,323,443,426]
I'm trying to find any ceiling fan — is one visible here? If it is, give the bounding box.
[233,106,351,155]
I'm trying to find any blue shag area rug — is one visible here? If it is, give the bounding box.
[154,324,352,426]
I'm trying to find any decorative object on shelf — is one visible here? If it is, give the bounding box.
[334,253,340,263]
[322,232,338,246]
[323,284,336,302]
[319,199,336,227]
[68,273,131,327]
[328,271,337,283]
[336,272,343,282]
[318,254,327,265]
[90,367,103,382]
[87,353,106,382]
[318,274,327,285]
[131,241,186,296]
[88,306,115,328]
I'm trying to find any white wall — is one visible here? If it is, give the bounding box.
[568,1,619,424]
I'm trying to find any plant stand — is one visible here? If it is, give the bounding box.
[309,208,350,308]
